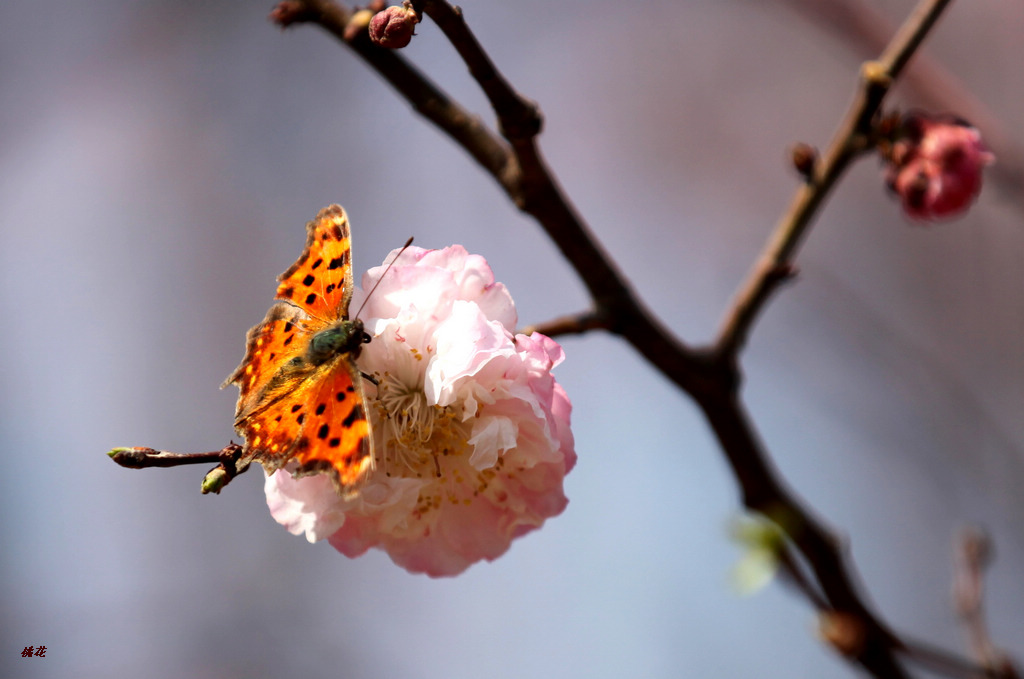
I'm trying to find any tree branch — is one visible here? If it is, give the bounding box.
[696,389,909,676]
[412,0,684,349]
[267,1,999,677]
[899,635,1010,679]
[109,444,248,494]
[714,0,953,359]
[277,1,671,355]
[275,0,512,185]
[519,310,612,339]
[778,0,1024,201]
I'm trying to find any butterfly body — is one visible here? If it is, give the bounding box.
[223,205,373,497]
[307,318,367,367]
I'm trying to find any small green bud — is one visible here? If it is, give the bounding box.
[201,468,229,495]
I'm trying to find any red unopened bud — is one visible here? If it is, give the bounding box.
[791,143,817,180]
[883,113,995,222]
[369,5,419,49]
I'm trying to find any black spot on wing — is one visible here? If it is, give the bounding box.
[328,251,350,270]
[342,404,364,429]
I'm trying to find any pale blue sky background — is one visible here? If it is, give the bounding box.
[2,1,1022,677]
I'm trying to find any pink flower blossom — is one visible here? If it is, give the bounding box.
[265,245,576,577]
[885,114,995,221]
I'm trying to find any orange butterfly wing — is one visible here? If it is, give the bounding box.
[286,364,372,488]
[223,301,318,423]
[276,204,355,323]
[223,205,373,496]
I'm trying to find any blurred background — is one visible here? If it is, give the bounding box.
[2,0,1022,677]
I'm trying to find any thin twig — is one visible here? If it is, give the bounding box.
[778,0,1024,200]
[519,310,612,338]
[415,2,540,143]
[109,444,248,494]
[273,0,512,184]
[108,445,240,468]
[899,634,1005,679]
[951,528,1022,679]
[956,528,997,665]
[714,0,954,359]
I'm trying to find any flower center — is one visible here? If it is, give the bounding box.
[370,370,465,481]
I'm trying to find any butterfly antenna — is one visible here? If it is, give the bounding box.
[354,237,414,320]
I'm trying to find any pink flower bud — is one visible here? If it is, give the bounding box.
[884,113,995,221]
[368,5,419,49]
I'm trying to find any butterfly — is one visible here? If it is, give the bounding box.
[222,205,373,498]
